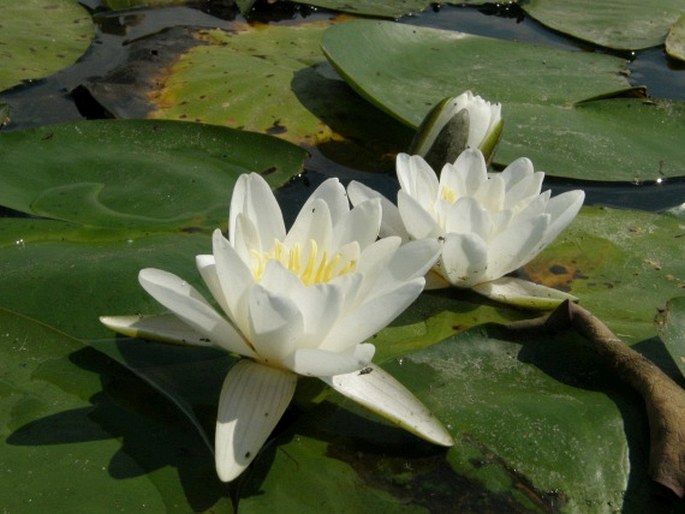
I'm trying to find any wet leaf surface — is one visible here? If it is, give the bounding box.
[0,0,93,92]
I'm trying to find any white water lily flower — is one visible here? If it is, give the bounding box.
[409,91,503,168]
[348,149,585,308]
[101,172,453,482]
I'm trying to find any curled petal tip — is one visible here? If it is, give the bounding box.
[323,364,454,447]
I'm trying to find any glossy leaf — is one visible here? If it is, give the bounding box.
[88,22,413,171]
[322,20,685,181]
[519,206,685,347]
[0,307,232,513]
[0,119,306,338]
[322,20,633,125]
[377,325,660,513]
[496,99,685,182]
[0,119,306,226]
[0,0,93,92]
[0,218,211,338]
[522,0,684,51]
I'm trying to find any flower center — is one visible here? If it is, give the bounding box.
[440,185,457,204]
[251,239,356,286]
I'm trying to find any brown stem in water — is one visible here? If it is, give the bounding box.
[505,300,685,497]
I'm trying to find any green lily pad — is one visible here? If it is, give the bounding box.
[496,98,685,182]
[0,119,306,225]
[321,20,685,181]
[0,307,233,513]
[322,20,633,124]
[0,0,94,92]
[0,218,212,338]
[87,21,413,172]
[148,24,337,143]
[377,325,663,513]
[666,14,685,61]
[97,323,671,512]
[522,0,684,51]
[0,119,306,337]
[520,206,685,347]
[657,296,685,380]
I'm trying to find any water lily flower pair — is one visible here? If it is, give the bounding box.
[349,149,585,308]
[101,172,454,482]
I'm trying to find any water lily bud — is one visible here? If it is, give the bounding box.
[409,91,503,170]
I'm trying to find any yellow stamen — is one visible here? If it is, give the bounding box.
[440,185,456,203]
[249,238,355,286]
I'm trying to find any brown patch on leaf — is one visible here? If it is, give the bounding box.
[519,260,588,292]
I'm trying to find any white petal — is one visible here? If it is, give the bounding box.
[347,181,409,240]
[233,213,261,264]
[259,258,303,293]
[333,198,381,250]
[322,278,425,352]
[284,198,332,251]
[305,177,349,224]
[247,285,304,366]
[99,314,213,347]
[444,196,492,238]
[540,190,585,248]
[396,153,439,208]
[356,236,402,276]
[474,174,505,212]
[284,343,375,377]
[209,230,255,320]
[215,360,297,482]
[329,271,364,315]
[261,264,345,349]
[490,208,514,237]
[440,160,467,200]
[454,148,487,196]
[465,99,492,148]
[375,238,441,293]
[195,254,230,316]
[501,159,544,209]
[398,190,442,239]
[293,283,345,348]
[512,191,584,268]
[228,173,248,243]
[487,213,550,279]
[500,156,535,189]
[439,232,488,288]
[513,190,550,226]
[229,173,286,249]
[138,268,256,357]
[472,276,578,309]
[323,364,454,447]
[353,236,403,300]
